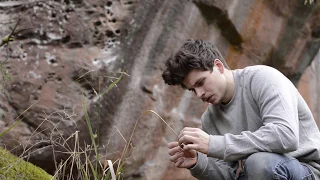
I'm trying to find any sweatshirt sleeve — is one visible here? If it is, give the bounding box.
[188,112,238,179]
[189,152,237,180]
[208,67,300,161]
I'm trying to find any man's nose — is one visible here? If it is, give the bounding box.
[195,88,204,98]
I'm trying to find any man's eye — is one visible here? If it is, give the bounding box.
[198,79,205,86]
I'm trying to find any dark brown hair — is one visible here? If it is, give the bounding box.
[162,39,229,88]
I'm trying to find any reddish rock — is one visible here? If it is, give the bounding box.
[0,0,319,179]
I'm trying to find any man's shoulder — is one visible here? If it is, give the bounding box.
[241,65,276,74]
[238,65,294,95]
[237,65,282,80]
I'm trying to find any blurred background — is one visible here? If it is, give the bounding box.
[0,0,319,179]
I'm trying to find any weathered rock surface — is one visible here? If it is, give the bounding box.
[0,0,319,179]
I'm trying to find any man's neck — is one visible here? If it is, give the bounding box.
[221,69,235,104]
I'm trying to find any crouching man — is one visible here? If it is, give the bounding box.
[162,39,320,180]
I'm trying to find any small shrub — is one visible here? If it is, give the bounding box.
[0,148,53,180]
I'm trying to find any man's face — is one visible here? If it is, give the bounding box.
[182,63,227,105]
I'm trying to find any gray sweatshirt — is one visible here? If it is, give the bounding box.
[189,65,320,180]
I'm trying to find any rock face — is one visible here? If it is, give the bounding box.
[0,0,319,179]
[298,52,320,127]
[0,0,134,174]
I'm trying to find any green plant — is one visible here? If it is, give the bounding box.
[0,100,38,138]
[114,110,180,180]
[52,70,182,180]
[0,18,30,86]
[0,147,53,180]
[53,71,126,180]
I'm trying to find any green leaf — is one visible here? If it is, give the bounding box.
[100,71,124,97]
[104,170,111,180]
[0,119,22,138]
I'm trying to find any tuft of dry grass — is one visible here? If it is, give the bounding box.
[0,37,179,179]
[51,71,126,180]
[111,109,180,180]
[50,69,182,180]
[0,70,180,180]
[305,0,315,4]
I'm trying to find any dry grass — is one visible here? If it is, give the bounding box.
[0,67,180,180]
[0,18,182,180]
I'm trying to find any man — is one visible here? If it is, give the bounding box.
[162,39,320,180]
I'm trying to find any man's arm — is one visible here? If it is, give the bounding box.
[208,67,299,161]
[189,152,237,179]
[185,115,238,179]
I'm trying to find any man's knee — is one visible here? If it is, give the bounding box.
[244,152,312,180]
[244,152,279,177]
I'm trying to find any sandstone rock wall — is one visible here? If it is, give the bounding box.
[0,0,319,179]
[298,50,320,127]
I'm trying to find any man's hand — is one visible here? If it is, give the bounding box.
[178,127,210,155]
[168,142,197,168]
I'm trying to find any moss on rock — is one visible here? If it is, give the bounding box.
[0,148,53,180]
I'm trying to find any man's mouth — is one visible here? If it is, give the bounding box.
[204,95,213,103]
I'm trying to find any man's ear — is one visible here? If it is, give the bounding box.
[214,59,224,73]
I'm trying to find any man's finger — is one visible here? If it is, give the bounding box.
[178,135,197,146]
[175,157,184,167]
[179,127,199,138]
[168,141,179,148]
[168,145,181,156]
[178,131,198,139]
[183,127,199,131]
[183,143,199,151]
[170,152,182,163]
[180,127,198,134]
